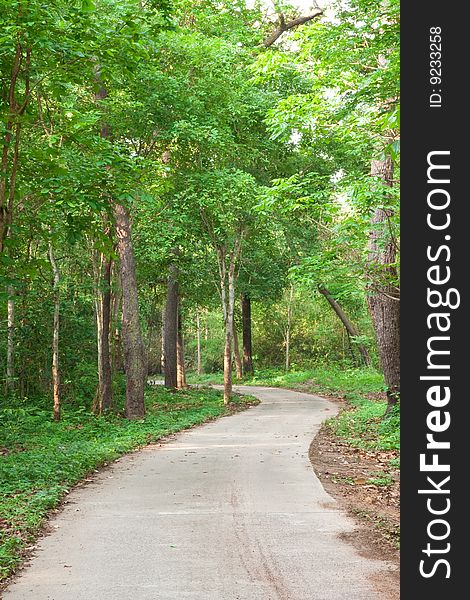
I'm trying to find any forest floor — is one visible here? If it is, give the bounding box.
[189,367,400,567]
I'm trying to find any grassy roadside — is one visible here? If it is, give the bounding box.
[188,366,385,397]
[0,386,257,582]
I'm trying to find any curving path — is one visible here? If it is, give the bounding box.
[3,386,392,600]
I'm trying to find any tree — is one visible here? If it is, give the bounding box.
[163,262,179,389]
[318,286,371,367]
[47,241,61,421]
[255,0,400,405]
[367,157,400,411]
[114,202,147,418]
[241,294,254,375]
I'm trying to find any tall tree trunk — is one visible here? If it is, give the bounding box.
[218,244,240,405]
[160,312,165,375]
[91,250,112,413]
[6,285,15,392]
[368,157,400,413]
[100,256,113,411]
[318,286,371,367]
[285,286,293,372]
[241,294,254,375]
[164,263,178,389]
[92,274,103,413]
[196,309,202,375]
[176,303,187,389]
[0,44,31,253]
[223,251,239,404]
[113,203,146,419]
[94,67,145,418]
[111,265,122,375]
[48,242,61,422]
[232,320,243,380]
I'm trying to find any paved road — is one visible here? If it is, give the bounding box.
[3,386,391,600]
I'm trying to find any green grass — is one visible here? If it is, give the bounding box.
[326,394,399,452]
[189,365,385,397]
[0,386,256,582]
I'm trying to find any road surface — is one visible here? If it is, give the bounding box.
[3,386,393,599]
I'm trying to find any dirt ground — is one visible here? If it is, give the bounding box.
[309,404,400,600]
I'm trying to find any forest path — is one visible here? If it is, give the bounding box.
[3,386,392,600]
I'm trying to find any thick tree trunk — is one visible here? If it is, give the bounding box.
[368,157,400,413]
[232,321,243,380]
[48,243,61,422]
[318,286,371,367]
[164,263,178,389]
[6,286,15,392]
[113,203,146,419]
[241,294,254,375]
[176,304,187,389]
[196,309,202,375]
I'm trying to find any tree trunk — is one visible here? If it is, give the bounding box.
[318,286,371,367]
[285,286,293,372]
[164,263,178,389]
[223,255,238,404]
[100,256,113,411]
[160,311,165,375]
[368,157,400,413]
[223,322,233,405]
[0,44,31,254]
[196,309,202,375]
[94,69,145,418]
[241,294,254,375]
[232,320,243,380]
[111,266,122,375]
[92,250,113,414]
[113,202,146,419]
[218,247,238,405]
[92,276,103,413]
[176,303,187,389]
[6,286,15,392]
[48,242,61,422]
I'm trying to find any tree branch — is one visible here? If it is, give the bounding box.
[263,9,323,47]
